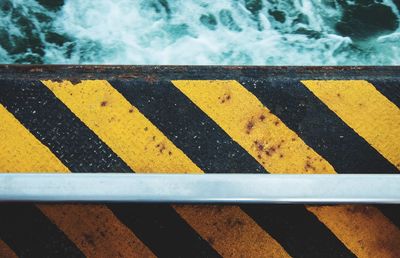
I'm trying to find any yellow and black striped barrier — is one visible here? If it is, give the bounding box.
[0,66,399,257]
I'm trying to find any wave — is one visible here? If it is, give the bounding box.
[0,0,399,65]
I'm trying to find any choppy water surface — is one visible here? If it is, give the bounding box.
[0,0,399,65]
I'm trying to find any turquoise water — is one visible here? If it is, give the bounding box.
[0,0,399,65]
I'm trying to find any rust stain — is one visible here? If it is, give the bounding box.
[218,93,232,104]
[254,140,264,151]
[345,205,375,218]
[225,217,245,228]
[305,160,316,171]
[246,120,255,134]
[156,142,166,154]
[82,233,96,247]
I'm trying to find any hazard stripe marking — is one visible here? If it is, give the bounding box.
[0,80,131,172]
[109,79,266,174]
[114,79,354,257]
[173,80,334,174]
[0,102,155,258]
[0,104,69,173]
[243,205,355,258]
[40,204,156,258]
[175,205,290,258]
[0,104,83,257]
[0,80,220,258]
[240,78,400,233]
[307,205,400,258]
[108,204,221,258]
[0,66,399,258]
[240,79,397,174]
[42,80,202,173]
[0,240,18,258]
[364,79,400,112]
[45,79,289,258]
[174,80,400,258]
[299,80,400,249]
[378,205,400,233]
[302,80,400,170]
[0,204,84,258]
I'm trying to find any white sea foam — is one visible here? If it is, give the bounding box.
[1,0,399,64]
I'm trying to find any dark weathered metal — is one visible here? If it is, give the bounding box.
[0,65,399,80]
[0,65,399,258]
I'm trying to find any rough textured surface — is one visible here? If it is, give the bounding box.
[0,66,399,258]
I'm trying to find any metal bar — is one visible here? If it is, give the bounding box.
[0,174,399,203]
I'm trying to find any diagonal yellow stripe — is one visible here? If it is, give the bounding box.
[40,204,156,258]
[301,80,400,170]
[0,104,69,173]
[0,104,156,258]
[307,205,400,258]
[43,79,290,258]
[173,80,400,258]
[173,80,334,174]
[176,205,290,258]
[42,80,201,174]
[0,239,18,258]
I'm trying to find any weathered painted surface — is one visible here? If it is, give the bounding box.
[0,66,399,258]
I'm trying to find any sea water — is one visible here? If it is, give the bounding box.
[0,0,399,65]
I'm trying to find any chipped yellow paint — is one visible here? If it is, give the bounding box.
[173,80,400,258]
[307,205,400,258]
[43,80,290,258]
[0,104,156,258]
[40,204,156,258]
[42,80,202,173]
[302,80,400,170]
[0,104,69,173]
[173,80,334,174]
[175,205,290,258]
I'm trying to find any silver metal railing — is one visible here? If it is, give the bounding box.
[0,173,399,203]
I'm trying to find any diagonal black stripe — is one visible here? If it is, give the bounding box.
[0,79,220,258]
[243,204,356,258]
[0,204,84,258]
[363,79,400,229]
[109,204,221,258]
[240,79,398,174]
[108,79,266,174]
[240,78,400,230]
[0,79,131,173]
[110,79,356,258]
[376,205,400,230]
[368,79,400,109]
